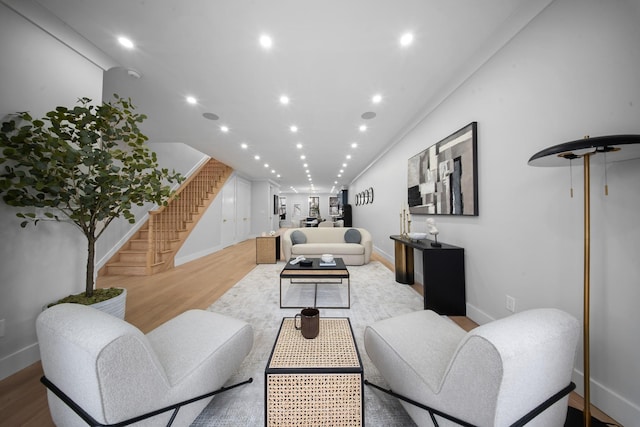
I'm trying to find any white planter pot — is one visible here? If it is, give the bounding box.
[91,288,127,319]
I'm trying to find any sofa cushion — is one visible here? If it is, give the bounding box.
[344,228,361,243]
[291,230,307,245]
[290,243,365,256]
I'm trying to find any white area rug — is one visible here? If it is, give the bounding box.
[192,261,422,426]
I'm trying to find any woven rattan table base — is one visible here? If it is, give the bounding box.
[267,374,362,426]
[265,317,363,426]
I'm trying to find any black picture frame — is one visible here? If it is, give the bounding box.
[407,122,478,216]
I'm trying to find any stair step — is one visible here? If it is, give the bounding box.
[100,158,233,278]
[104,263,149,276]
[118,250,147,263]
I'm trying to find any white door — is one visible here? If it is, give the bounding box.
[221,178,236,248]
[237,178,251,240]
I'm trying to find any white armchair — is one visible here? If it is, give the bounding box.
[364,308,579,427]
[36,303,253,426]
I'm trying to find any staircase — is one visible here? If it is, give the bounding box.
[100,159,233,276]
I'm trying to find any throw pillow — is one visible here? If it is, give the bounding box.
[344,228,361,244]
[291,230,307,245]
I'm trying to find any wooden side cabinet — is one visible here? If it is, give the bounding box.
[256,235,281,264]
[390,235,466,315]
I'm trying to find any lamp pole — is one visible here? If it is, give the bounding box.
[582,153,591,427]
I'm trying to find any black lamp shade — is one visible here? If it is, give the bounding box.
[528,135,640,167]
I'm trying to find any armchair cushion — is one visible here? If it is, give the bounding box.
[37,304,253,427]
[365,308,579,427]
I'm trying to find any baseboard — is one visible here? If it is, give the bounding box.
[571,367,639,427]
[464,303,495,325]
[0,342,40,381]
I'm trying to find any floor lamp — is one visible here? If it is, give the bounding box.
[528,134,640,427]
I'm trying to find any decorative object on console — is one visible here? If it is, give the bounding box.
[406,232,427,241]
[399,203,412,237]
[408,122,478,216]
[529,134,640,427]
[426,218,441,247]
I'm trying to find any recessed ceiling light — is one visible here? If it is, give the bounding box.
[372,94,382,103]
[337,174,342,177]
[296,143,303,149]
[220,125,229,133]
[400,32,414,47]
[254,155,260,160]
[186,96,197,105]
[334,181,338,184]
[305,170,310,173]
[277,174,281,178]
[271,170,276,174]
[290,125,298,133]
[361,111,376,120]
[351,142,358,148]
[280,95,290,105]
[118,36,134,49]
[202,112,219,120]
[346,155,352,159]
[241,143,248,149]
[300,155,306,160]
[259,34,273,49]
[342,163,347,167]
[339,169,344,173]
[303,163,308,167]
[264,163,269,168]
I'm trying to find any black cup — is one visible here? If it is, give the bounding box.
[294,307,320,339]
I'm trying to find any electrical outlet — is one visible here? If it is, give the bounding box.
[506,295,516,313]
[0,319,5,337]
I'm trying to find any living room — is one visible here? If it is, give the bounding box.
[1,1,639,426]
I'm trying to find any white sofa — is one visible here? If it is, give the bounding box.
[36,303,253,426]
[365,308,579,427]
[282,227,372,265]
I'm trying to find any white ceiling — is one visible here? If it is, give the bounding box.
[23,0,551,194]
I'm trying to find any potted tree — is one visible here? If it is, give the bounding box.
[0,95,183,316]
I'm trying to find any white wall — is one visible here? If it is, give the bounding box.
[174,174,253,265]
[0,4,104,379]
[350,0,640,424]
[252,180,281,234]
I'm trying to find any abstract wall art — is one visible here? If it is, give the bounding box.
[407,122,478,216]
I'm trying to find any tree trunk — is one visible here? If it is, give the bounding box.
[86,235,96,297]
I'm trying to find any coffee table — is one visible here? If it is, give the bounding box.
[265,317,364,426]
[279,258,350,309]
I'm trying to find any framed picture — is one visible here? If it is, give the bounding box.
[329,196,339,216]
[408,122,478,216]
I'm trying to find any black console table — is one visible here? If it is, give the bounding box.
[390,235,466,315]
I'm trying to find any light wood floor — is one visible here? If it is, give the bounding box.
[0,238,619,426]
